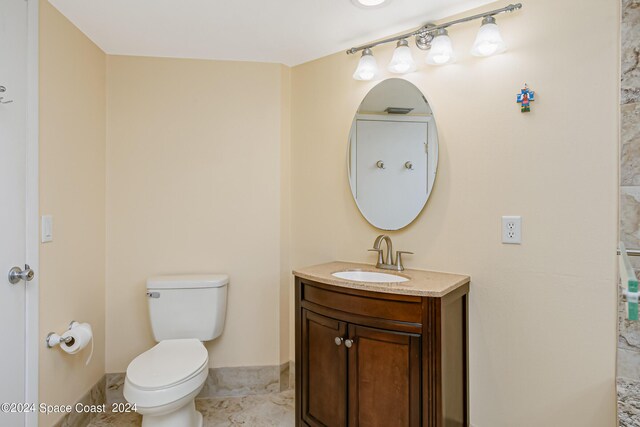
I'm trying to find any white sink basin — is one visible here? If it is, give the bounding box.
[332,270,409,283]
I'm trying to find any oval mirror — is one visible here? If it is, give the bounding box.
[348,78,439,230]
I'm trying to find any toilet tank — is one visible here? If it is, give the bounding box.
[146,274,228,342]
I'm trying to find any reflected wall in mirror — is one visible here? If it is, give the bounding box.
[348,78,438,230]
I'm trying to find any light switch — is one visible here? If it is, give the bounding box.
[41,215,53,243]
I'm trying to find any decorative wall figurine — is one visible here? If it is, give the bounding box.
[516,84,534,112]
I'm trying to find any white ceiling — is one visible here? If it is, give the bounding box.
[48,0,495,66]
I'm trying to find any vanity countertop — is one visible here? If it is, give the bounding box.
[293,261,470,297]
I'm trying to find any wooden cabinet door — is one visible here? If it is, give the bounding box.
[302,309,348,427]
[348,324,421,427]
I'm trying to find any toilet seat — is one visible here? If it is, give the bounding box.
[124,339,209,410]
[127,339,208,391]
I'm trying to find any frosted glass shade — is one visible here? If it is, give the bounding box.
[426,32,455,65]
[355,0,385,5]
[350,0,391,8]
[471,21,506,57]
[353,50,379,81]
[388,44,416,74]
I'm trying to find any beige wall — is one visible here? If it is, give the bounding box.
[105,56,289,372]
[38,0,621,423]
[39,1,106,426]
[290,0,619,426]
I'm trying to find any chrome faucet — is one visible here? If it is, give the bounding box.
[368,235,413,271]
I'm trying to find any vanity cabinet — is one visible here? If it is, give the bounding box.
[301,310,421,427]
[294,271,469,427]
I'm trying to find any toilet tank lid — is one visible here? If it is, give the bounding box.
[147,274,229,289]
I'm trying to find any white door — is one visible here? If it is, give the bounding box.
[355,119,428,230]
[0,0,30,425]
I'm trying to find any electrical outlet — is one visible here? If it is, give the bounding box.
[502,216,522,244]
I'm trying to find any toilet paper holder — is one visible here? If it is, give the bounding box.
[46,320,77,348]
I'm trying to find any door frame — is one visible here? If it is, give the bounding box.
[25,0,39,426]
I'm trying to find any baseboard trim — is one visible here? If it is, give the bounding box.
[106,362,295,405]
[52,376,105,427]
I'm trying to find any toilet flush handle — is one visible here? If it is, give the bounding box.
[146,291,160,298]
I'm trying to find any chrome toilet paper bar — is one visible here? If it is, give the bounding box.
[46,320,94,366]
[46,320,77,348]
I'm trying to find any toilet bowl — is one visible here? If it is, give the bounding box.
[124,339,209,427]
[123,274,228,427]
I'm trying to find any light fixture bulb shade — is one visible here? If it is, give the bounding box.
[388,45,416,74]
[471,22,506,57]
[353,51,379,81]
[426,33,455,65]
[351,0,387,6]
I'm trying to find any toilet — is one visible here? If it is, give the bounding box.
[123,274,228,427]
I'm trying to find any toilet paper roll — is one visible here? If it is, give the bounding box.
[60,322,93,366]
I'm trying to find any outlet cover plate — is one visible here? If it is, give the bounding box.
[502,215,521,244]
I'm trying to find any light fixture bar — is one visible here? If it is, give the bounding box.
[346,3,522,55]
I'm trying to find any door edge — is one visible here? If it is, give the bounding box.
[25,0,39,425]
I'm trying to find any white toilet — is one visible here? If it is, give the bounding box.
[123,274,228,427]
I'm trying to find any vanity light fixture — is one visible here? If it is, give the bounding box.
[388,39,416,74]
[470,16,507,57]
[346,3,522,78]
[353,48,379,81]
[426,29,455,65]
[351,0,392,9]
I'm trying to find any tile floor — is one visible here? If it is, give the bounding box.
[618,377,640,427]
[87,389,294,427]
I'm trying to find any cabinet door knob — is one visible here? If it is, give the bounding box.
[334,337,344,346]
[344,339,354,348]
